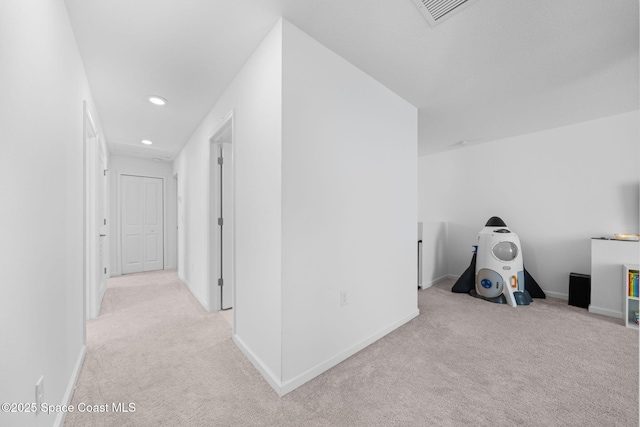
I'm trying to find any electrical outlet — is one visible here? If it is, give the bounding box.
[35,376,44,413]
[340,290,348,306]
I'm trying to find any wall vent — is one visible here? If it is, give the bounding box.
[410,0,477,26]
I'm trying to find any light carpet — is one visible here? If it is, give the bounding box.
[65,270,638,426]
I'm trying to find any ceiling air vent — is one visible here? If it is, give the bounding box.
[410,0,477,26]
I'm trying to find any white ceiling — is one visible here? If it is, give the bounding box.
[65,0,639,159]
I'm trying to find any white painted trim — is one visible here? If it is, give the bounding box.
[207,110,235,313]
[279,309,420,396]
[178,272,209,311]
[103,147,111,280]
[589,305,622,319]
[83,101,103,322]
[171,174,179,271]
[544,291,568,300]
[447,274,460,280]
[54,345,86,427]
[420,274,451,289]
[162,175,168,272]
[233,334,282,395]
[233,309,420,396]
[116,172,122,275]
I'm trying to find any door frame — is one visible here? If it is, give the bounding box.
[116,173,166,275]
[83,101,108,323]
[174,173,179,273]
[97,147,108,303]
[208,111,235,315]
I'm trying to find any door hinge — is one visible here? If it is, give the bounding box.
[104,219,107,225]
[103,169,108,176]
[104,268,107,274]
[218,278,224,287]
[217,156,223,165]
[218,218,223,226]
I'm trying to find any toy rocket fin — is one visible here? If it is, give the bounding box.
[503,287,517,307]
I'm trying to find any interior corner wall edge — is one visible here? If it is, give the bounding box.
[418,110,640,298]
[173,19,283,379]
[280,20,419,386]
[419,221,449,288]
[0,0,103,425]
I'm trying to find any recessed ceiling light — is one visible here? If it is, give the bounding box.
[141,139,153,145]
[148,96,167,106]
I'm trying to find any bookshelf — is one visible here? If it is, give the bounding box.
[623,264,639,329]
[591,239,639,318]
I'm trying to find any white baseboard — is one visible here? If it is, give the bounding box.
[54,344,86,427]
[232,334,283,395]
[589,305,622,319]
[233,309,420,396]
[279,309,420,395]
[420,274,451,289]
[178,272,209,311]
[544,290,568,300]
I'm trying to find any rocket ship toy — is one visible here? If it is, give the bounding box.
[452,217,545,306]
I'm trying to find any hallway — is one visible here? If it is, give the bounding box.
[65,270,258,426]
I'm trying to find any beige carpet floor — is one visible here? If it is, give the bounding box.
[65,270,638,426]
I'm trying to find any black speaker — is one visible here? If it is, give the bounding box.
[568,273,590,309]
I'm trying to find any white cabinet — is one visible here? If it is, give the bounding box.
[623,264,639,329]
[590,239,639,320]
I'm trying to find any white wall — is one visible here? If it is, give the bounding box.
[418,111,640,299]
[174,19,418,395]
[280,21,418,390]
[173,20,283,379]
[0,1,102,426]
[108,155,177,275]
[420,221,449,288]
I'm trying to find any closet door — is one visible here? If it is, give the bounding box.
[121,175,164,274]
[142,177,163,272]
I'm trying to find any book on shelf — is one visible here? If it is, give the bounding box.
[629,271,639,298]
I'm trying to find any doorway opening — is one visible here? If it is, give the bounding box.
[174,174,180,274]
[209,113,234,314]
[83,101,109,325]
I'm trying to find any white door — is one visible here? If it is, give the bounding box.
[84,103,108,320]
[143,178,163,271]
[97,150,108,295]
[210,114,234,311]
[122,175,164,274]
[218,143,234,309]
